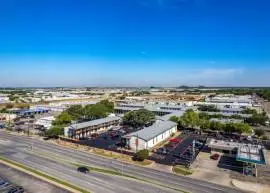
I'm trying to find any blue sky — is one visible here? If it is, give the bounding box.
[0,0,269,87]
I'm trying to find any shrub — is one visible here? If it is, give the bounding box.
[133,149,149,161]
[254,128,265,137]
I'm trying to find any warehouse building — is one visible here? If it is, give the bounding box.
[10,108,50,116]
[122,120,177,151]
[207,139,266,165]
[209,118,244,124]
[35,116,55,130]
[207,139,266,176]
[114,103,187,116]
[64,116,121,139]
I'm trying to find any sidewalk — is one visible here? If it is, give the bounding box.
[146,162,173,173]
[232,179,270,193]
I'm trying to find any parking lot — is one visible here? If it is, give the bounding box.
[77,126,132,150]
[0,163,69,193]
[150,130,207,166]
[191,148,270,186]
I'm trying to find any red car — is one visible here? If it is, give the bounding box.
[210,154,220,160]
[170,138,182,143]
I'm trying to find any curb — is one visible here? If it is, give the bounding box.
[0,159,82,193]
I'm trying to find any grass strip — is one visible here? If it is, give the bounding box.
[0,156,90,193]
[27,149,188,193]
[173,165,194,176]
[74,164,188,193]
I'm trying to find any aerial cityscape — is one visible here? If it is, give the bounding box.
[0,0,270,193]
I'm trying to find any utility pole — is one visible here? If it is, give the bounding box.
[135,134,139,153]
[121,148,123,176]
[27,115,30,137]
[8,109,11,131]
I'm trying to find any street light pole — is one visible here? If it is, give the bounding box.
[27,116,30,137]
[121,148,123,176]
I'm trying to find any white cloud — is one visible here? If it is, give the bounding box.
[196,68,243,78]
[163,68,245,87]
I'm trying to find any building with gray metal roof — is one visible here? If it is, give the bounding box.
[64,116,121,139]
[122,120,177,150]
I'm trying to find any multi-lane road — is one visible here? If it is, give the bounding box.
[0,131,248,193]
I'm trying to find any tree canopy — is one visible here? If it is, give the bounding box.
[254,128,265,137]
[179,109,200,129]
[198,105,220,112]
[177,109,252,134]
[85,103,109,120]
[169,116,179,123]
[45,126,64,137]
[133,149,149,161]
[61,100,114,121]
[52,112,73,126]
[66,105,84,119]
[98,100,114,113]
[244,109,269,126]
[50,100,115,136]
[123,109,155,128]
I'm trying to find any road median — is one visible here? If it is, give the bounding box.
[0,156,90,193]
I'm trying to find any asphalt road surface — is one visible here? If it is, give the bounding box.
[0,163,69,193]
[0,131,248,193]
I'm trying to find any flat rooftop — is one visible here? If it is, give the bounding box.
[209,118,243,124]
[208,139,239,151]
[207,139,267,165]
[203,111,252,118]
[237,144,266,165]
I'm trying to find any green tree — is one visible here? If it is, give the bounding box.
[85,103,109,120]
[52,112,73,126]
[179,109,200,129]
[123,109,155,128]
[0,108,8,113]
[198,105,220,112]
[246,113,268,126]
[46,126,64,136]
[169,116,179,123]
[254,128,265,137]
[8,95,19,102]
[199,119,211,131]
[97,100,114,113]
[234,123,252,134]
[209,121,223,131]
[66,105,84,119]
[242,108,257,114]
[133,149,149,161]
[223,123,234,133]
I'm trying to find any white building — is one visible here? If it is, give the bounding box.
[0,96,9,104]
[122,120,177,151]
[35,116,56,130]
[0,113,17,121]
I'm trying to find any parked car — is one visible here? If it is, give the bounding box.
[77,166,89,173]
[170,138,181,143]
[6,186,24,193]
[210,153,220,160]
[0,181,10,189]
[156,147,167,155]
